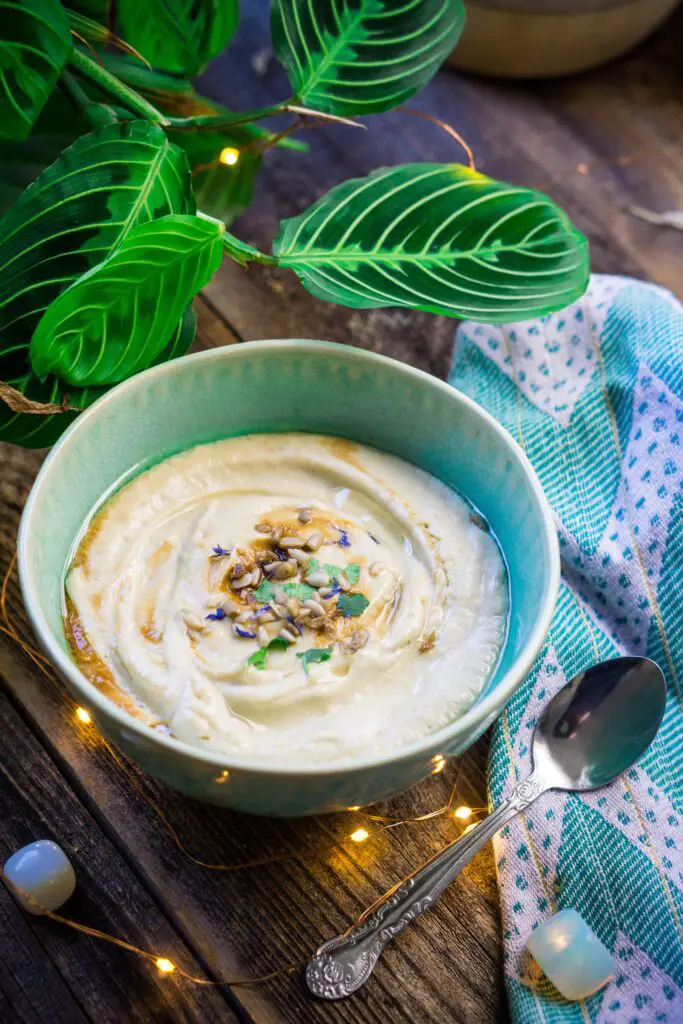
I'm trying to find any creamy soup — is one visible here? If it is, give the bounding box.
[65,434,508,765]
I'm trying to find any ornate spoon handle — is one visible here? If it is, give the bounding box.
[306,773,547,1000]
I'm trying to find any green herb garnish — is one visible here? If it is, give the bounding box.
[337,592,370,617]
[296,647,333,673]
[253,580,316,603]
[307,559,361,583]
[247,637,288,670]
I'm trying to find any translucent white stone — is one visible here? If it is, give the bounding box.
[527,908,616,1001]
[3,840,76,915]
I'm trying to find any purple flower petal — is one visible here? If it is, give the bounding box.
[206,608,227,621]
[212,545,231,557]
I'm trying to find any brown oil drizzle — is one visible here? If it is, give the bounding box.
[64,597,156,725]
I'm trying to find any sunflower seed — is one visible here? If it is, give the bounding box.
[270,525,283,542]
[305,570,329,588]
[205,594,222,609]
[258,610,276,623]
[231,574,251,590]
[286,598,301,616]
[297,508,312,524]
[303,599,326,617]
[343,628,369,653]
[290,547,310,564]
[279,627,299,644]
[257,626,269,646]
[280,535,305,549]
[296,608,312,620]
[305,530,323,551]
[337,573,351,592]
[318,587,332,598]
[274,587,289,605]
[270,602,286,618]
[183,612,205,631]
[269,561,296,580]
[236,610,254,623]
[249,569,261,586]
[255,522,272,534]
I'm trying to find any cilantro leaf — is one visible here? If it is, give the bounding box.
[247,637,288,670]
[296,647,333,674]
[337,593,370,618]
[308,558,361,584]
[344,563,361,584]
[253,581,316,604]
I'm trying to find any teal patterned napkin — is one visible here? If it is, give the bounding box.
[451,276,683,1023]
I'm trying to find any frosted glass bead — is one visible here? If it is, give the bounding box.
[3,840,76,915]
[526,908,616,1001]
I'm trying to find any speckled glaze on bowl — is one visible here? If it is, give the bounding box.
[19,341,559,817]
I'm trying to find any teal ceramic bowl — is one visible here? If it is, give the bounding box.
[19,341,559,816]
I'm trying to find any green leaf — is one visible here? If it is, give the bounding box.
[272,164,590,323]
[344,563,361,584]
[0,120,194,355]
[306,558,361,583]
[0,0,72,140]
[270,0,465,116]
[296,647,332,673]
[253,580,316,603]
[30,215,222,386]
[0,306,196,448]
[247,636,288,670]
[118,0,239,76]
[337,592,370,617]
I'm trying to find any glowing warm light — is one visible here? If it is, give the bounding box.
[431,755,446,774]
[464,823,477,834]
[348,805,361,811]
[156,957,176,974]
[219,147,239,166]
[350,828,369,843]
[75,707,92,724]
[453,806,472,820]
[216,770,230,784]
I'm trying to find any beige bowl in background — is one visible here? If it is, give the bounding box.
[449,0,679,77]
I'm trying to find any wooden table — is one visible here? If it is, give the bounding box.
[2,6,682,1022]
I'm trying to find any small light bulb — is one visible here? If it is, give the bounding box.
[219,147,239,166]
[464,823,477,834]
[156,957,176,974]
[75,707,91,724]
[348,805,361,812]
[431,755,446,774]
[216,770,229,784]
[453,806,472,820]
[350,828,369,843]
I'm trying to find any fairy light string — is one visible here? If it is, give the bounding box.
[0,553,484,989]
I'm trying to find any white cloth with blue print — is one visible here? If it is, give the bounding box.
[451,276,683,1023]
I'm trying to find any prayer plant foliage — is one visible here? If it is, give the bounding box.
[0,0,590,447]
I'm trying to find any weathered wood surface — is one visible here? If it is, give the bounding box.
[2,3,683,1021]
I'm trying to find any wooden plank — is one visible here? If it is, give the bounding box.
[0,685,238,1024]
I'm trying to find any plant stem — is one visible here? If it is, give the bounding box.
[167,102,364,133]
[221,232,277,267]
[59,71,118,127]
[167,105,289,132]
[69,48,170,125]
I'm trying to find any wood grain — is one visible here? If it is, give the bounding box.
[2,2,683,1021]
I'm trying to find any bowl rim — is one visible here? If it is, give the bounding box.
[19,338,560,778]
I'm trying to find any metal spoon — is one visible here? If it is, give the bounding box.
[306,656,666,1000]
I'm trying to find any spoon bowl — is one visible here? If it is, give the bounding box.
[532,656,666,792]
